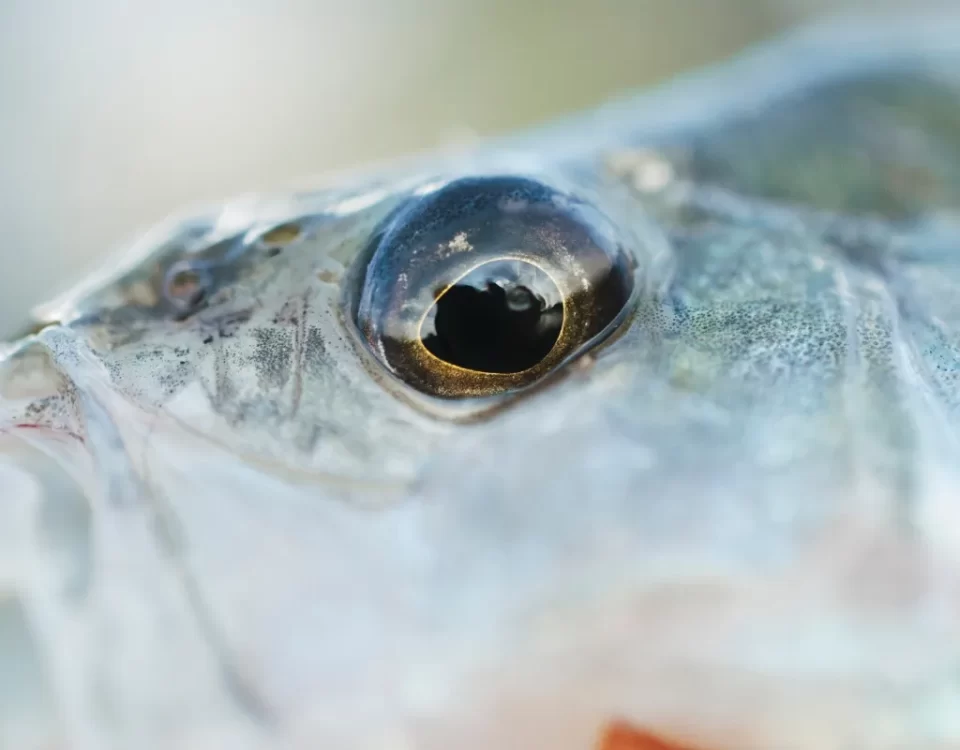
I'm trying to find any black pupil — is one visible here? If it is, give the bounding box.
[421,259,563,373]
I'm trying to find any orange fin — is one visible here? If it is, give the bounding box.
[597,719,703,750]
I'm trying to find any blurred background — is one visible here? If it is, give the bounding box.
[0,0,936,338]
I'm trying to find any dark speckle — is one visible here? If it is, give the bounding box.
[253,328,294,390]
[304,326,328,375]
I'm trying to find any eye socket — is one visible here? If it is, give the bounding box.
[355,176,635,398]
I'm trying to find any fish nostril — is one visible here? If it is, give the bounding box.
[258,222,303,250]
[163,260,210,314]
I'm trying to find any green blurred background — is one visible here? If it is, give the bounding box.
[0,0,935,337]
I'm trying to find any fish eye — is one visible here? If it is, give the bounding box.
[355,176,635,398]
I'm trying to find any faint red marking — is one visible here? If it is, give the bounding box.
[11,423,85,443]
[597,720,704,750]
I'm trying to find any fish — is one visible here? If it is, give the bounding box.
[2,14,960,750]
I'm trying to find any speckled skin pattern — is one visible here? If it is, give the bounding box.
[3,17,960,750]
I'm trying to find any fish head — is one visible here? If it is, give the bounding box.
[3,17,960,750]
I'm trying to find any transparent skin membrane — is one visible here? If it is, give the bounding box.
[4,16,960,750]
